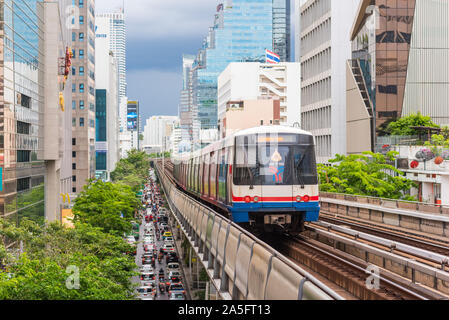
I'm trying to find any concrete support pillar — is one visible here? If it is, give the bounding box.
[45,160,61,222]
[441,176,449,206]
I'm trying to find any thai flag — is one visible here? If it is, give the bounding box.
[265,49,280,64]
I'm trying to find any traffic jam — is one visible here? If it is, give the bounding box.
[132,169,187,300]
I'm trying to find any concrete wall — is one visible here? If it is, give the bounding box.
[346,61,372,154]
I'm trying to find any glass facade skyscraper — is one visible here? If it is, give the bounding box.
[0,0,46,225]
[191,0,291,141]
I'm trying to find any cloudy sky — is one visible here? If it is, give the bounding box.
[96,0,220,125]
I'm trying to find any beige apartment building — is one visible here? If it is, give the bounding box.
[71,0,96,194]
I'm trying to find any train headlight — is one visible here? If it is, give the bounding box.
[244,196,251,203]
[302,195,310,202]
[253,196,259,203]
[296,196,302,202]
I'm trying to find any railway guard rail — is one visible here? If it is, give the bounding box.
[321,192,449,216]
[155,164,343,300]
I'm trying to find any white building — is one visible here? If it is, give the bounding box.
[143,116,180,152]
[95,18,120,180]
[96,12,126,101]
[300,0,360,163]
[217,62,301,130]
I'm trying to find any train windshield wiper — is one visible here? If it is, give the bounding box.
[296,147,309,188]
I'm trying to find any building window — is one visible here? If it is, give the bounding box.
[79,117,84,127]
[79,33,84,41]
[72,187,77,193]
[79,100,85,109]
[89,119,95,128]
[72,32,76,41]
[72,175,76,182]
[72,67,76,75]
[17,150,31,163]
[79,15,84,24]
[79,0,84,8]
[72,163,76,170]
[72,151,76,158]
[79,66,84,76]
[79,49,84,58]
[79,84,84,93]
[17,121,30,135]
[72,50,76,58]
[17,177,31,192]
[72,138,76,146]
[72,100,76,110]
[72,84,76,93]
[17,93,31,108]
[72,118,76,127]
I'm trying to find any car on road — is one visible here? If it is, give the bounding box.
[164,236,174,243]
[140,271,156,282]
[166,252,179,264]
[162,231,172,240]
[168,283,185,295]
[125,236,136,244]
[137,286,154,299]
[169,292,185,300]
[168,270,182,281]
[166,262,180,273]
[140,265,154,273]
[162,243,175,254]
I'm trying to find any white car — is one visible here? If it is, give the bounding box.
[162,243,175,254]
[166,262,180,273]
[140,265,154,273]
[136,286,155,300]
[126,236,136,244]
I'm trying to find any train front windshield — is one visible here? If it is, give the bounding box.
[234,133,318,186]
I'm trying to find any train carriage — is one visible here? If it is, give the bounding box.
[172,126,320,233]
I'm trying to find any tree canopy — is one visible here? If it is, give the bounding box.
[318,151,416,200]
[0,219,137,300]
[111,149,150,192]
[386,112,439,136]
[72,180,140,236]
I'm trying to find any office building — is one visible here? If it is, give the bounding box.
[143,116,180,151]
[191,0,291,147]
[178,54,199,154]
[300,0,360,163]
[95,11,127,131]
[95,15,119,181]
[346,0,449,154]
[217,62,301,137]
[71,0,96,193]
[0,0,73,226]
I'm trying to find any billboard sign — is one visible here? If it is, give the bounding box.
[127,102,138,131]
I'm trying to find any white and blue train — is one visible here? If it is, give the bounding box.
[172,126,320,233]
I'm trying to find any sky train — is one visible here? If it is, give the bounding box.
[172,126,320,233]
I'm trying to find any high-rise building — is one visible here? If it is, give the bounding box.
[71,0,96,193]
[143,116,180,150]
[178,55,199,154]
[300,0,360,163]
[217,62,301,136]
[95,11,127,130]
[191,0,291,148]
[0,0,74,226]
[95,13,120,181]
[346,0,449,154]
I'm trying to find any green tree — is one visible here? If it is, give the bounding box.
[0,219,138,300]
[111,149,150,192]
[72,180,139,236]
[318,151,416,200]
[386,112,439,136]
